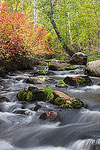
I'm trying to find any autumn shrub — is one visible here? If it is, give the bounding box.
[0,2,53,66]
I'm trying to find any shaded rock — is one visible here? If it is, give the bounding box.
[50,90,84,109]
[0,95,9,102]
[56,80,68,88]
[0,67,6,77]
[13,109,31,115]
[39,111,61,122]
[34,104,42,111]
[49,60,70,71]
[26,76,54,84]
[85,60,100,77]
[64,75,92,86]
[70,52,87,65]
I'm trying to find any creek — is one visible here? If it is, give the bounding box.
[0,65,100,150]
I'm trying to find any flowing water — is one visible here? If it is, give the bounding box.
[0,65,100,150]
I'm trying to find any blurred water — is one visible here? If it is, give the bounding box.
[0,66,100,149]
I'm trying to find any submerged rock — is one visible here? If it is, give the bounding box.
[0,95,9,102]
[85,60,100,77]
[34,104,42,111]
[70,52,87,65]
[13,108,31,115]
[39,111,61,122]
[49,90,84,109]
[26,76,54,84]
[64,75,92,86]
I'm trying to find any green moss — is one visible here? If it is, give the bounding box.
[88,55,100,62]
[49,93,54,103]
[57,80,67,86]
[54,97,66,105]
[26,91,33,102]
[43,87,53,99]
[60,104,73,109]
[38,70,46,75]
[17,89,27,101]
[64,66,76,70]
[71,99,83,108]
[76,78,86,85]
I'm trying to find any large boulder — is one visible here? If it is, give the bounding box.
[17,86,53,102]
[48,60,70,71]
[85,60,100,77]
[63,75,92,86]
[50,90,84,109]
[17,86,48,102]
[70,52,87,65]
[26,76,54,84]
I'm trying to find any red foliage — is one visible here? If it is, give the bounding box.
[0,2,54,59]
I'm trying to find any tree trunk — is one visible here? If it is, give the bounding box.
[48,0,74,57]
[50,18,74,57]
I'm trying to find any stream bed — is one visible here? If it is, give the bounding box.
[0,65,100,150]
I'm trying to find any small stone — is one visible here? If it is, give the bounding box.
[34,104,42,111]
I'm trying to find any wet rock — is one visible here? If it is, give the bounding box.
[13,109,31,115]
[49,60,70,71]
[70,52,87,65]
[39,111,61,122]
[56,80,68,88]
[26,76,54,84]
[0,95,9,102]
[64,75,92,86]
[0,67,6,77]
[49,90,84,109]
[34,104,42,111]
[17,86,50,102]
[53,90,74,103]
[85,60,100,77]
[37,70,46,75]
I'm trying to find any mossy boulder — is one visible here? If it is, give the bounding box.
[64,75,92,86]
[17,90,27,101]
[85,60,100,77]
[17,86,54,102]
[49,90,84,109]
[49,60,70,71]
[56,80,68,88]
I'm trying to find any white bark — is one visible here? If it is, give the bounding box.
[22,0,24,13]
[68,12,72,45]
